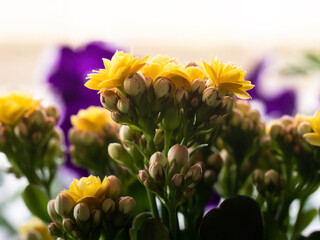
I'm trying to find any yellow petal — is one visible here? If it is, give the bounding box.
[304,132,320,146]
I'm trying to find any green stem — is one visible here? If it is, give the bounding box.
[164,130,172,156]
[167,203,178,240]
[146,189,159,219]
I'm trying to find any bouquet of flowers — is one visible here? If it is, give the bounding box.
[1,50,320,240]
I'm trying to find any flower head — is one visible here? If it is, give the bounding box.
[140,55,176,80]
[71,106,113,132]
[0,91,41,125]
[85,50,149,93]
[62,175,110,203]
[19,217,53,240]
[303,110,320,146]
[201,57,254,99]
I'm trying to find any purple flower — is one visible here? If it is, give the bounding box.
[46,42,121,176]
[247,59,297,117]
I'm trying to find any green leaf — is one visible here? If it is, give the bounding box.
[129,212,152,240]
[293,209,317,238]
[136,218,171,240]
[22,184,51,223]
[263,212,287,240]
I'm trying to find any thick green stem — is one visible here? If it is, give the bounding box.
[146,189,159,219]
[167,203,178,240]
[164,130,172,156]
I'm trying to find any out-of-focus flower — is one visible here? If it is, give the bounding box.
[304,110,320,146]
[85,50,149,92]
[47,42,119,176]
[62,175,110,203]
[0,91,41,125]
[19,217,53,240]
[201,57,254,99]
[247,60,297,117]
[71,106,112,133]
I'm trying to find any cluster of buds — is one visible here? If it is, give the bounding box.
[221,100,265,158]
[68,106,119,175]
[252,169,285,196]
[47,175,136,240]
[100,68,234,149]
[0,104,64,188]
[137,144,202,205]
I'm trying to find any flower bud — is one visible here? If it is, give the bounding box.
[55,192,75,217]
[100,90,120,111]
[92,209,102,226]
[124,73,147,96]
[185,164,202,184]
[206,154,223,171]
[119,197,136,215]
[235,100,250,113]
[48,222,63,237]
[47,200,61,222]
[119,125,139,142]
[73,203,90,222]
[107,175,122,198]
[102,198,116,213]
[149,152,168,167]
[183,188,194,198]
[162,105,180,131]
[298,121,312,136]
[168,144,189,169]
[108,143,131,166]
[230,109,243,126]
[264,169,279,187]
[247,109,260,124]
[111,111,127,123]
[208,115,222,127]
[171,173,184,188]
[191,96,200,108]
[202,87,222,108]
[203,169,217,185]
[28,109,45,127]
[14,121,28,139]
[280,115,294,127]
[149,162,165,183]
[117,98,130,114]
[63,218,76,233]
[191,79,206,94]
[153,129,164,145]
[221,96,234,113]
[154,78,173,98]
[252,169,264,184]
[45,106,60,122]
[270,124,285,139]
[176,88,189,106]
[138,170,149,183]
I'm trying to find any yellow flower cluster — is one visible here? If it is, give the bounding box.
[19,217,53,240]
[85,51,254,99]
[62,175,110,203]
[304,110,320,147]
[70,106,113,133]
[0,91,41,125]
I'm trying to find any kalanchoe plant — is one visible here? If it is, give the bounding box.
[0,91,64,197]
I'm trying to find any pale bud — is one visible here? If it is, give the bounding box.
[235,100,250,113]
[28,109,45,127]
[73,203,90,222]
[297,121,312,136]
[117,98,130,114]
[153,129,164,145]
[107,175,122,198]
[171,173,184,188]
[175,88,189,106]
[14,121,28,138]
[138,170,149,183]
[270,124,285,139]
[108,143,131,166]
[247,109,260,124]
[119,197,136,215]
[63,218,75,233]
[280,115,294,127]
[47,200,61,222]
[191,79,206,94]
[149,162,165,183]
[264,169,279,187]
[183,188,194,198]
[203,169,217,185]
[119,125,138,141]
[102,198,116,213]
[207,154,223,171]
[92,209,102,226]
[168,144,189,170]
[202,87,222,108]
[46,106,60,121]
[124,73,146,96]
[221,96,234,113]
[54,192,75,217]
[252,169,264,184]
[154,78,173,98]
[100,90,119,111]
[185,164,202,184]
[149,152,168,167]
[47,222,63,237]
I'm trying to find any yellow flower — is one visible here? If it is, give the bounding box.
[85,50,149,93]
[71,106,112,132]
[304,110,320,146]
[0,91,41,125]
[19,217,53,240]
[140,55,176,80]
[62,175,110,203]
[201,57,254,99]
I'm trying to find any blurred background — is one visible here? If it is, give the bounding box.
[0,0,320,238]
